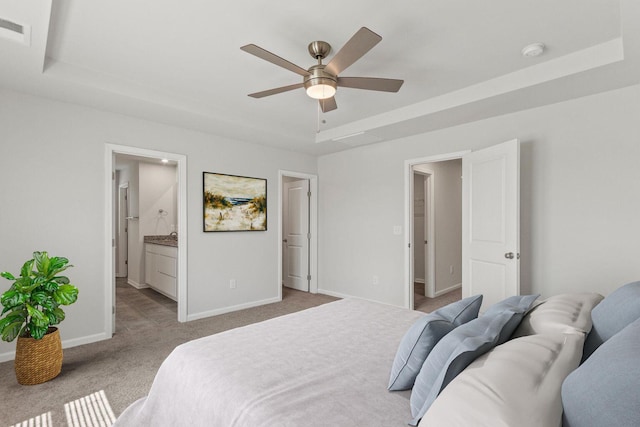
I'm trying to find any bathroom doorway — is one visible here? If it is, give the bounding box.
[105,144,187,337]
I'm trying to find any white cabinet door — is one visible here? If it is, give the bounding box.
[462,139,520,311]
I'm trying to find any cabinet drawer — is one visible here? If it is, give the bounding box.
[146,243,177,258]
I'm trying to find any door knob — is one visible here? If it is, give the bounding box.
[505,252,515,259]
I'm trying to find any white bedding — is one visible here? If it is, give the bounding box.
[114,298,424,426]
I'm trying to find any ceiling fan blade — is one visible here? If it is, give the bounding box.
[324,27,382,76]
[248,83,304,98]
[241,44,310,77]
[337,77,404,92]
[319,97,337,113]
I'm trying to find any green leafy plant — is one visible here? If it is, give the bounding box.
[0,251,79,342]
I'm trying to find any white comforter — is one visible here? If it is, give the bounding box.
[114,298,423,426]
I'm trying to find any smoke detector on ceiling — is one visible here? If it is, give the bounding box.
[0,17,31,46]
[521,43,545,58]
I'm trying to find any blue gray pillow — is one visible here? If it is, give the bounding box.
[582,281,640,361]
[562,317,640,427]
[388,294,483,391]
[408,294,539,425]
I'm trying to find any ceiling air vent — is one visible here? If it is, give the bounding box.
[0,17,31,46]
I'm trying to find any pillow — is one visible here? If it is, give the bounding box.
[583,281,640,360]
[513,292,604,337]
[482,294,541,345]
[388,294,483,390]
[419,332,584,427]
[408,294,538,425]
[562,317,640,427]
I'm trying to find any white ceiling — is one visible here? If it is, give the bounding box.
[1,0,639,156]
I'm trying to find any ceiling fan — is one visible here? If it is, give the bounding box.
[240,27,404,113]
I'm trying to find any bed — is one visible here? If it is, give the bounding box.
[114,281,640,427]
[114,298,424,426]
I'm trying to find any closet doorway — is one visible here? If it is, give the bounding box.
[411,159,463,312]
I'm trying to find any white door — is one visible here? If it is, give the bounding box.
[116,184,129,278]
[283,179,310,291]
[462,139,520,311]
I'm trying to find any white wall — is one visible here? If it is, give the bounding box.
[318,84,640,307]
[430,159,462,294]
[0,88,317,360]
[139,162,177,237]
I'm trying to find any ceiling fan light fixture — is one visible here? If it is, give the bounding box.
[304,64,337,100]
[305,80,337,100]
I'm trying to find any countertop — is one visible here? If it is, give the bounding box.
[144,235,178,247]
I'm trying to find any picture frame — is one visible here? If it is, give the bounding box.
[203,172,267,232]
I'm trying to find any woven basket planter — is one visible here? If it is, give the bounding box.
[15,327,63,385]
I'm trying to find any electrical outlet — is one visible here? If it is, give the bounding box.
[230,279,237,289]
[372,275,379,285]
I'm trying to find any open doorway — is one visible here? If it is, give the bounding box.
[278,170,318,301]
[114,154,178,332]
[405,140,521,312]
[407,155,464,312]
[105,144,187,338]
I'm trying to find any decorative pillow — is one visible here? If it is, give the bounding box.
[408,294,538,425]
[419,332,584,427]
[583,281,640,360]
[388,294,483,391]
[513,292,604,338]
[482,294,542,345]
[562,317,640,427]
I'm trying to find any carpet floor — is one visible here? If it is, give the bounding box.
[1,280,456,425]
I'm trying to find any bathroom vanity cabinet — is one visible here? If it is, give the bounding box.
[145,243,177,301]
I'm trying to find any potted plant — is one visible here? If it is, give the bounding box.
[0,251,79,384]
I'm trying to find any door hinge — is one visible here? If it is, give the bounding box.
[408,243,411,248]
[307,191,311,198]
[112,306,115,314]
[112,171,115,180]
[112,238,115,247]
[307,275,311,281]
[125,260,128,265]
[307,233,311,240]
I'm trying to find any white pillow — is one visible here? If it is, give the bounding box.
[513,292,603,337]
[419,332,584,427]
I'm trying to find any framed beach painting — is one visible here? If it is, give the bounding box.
[203,172,267,232]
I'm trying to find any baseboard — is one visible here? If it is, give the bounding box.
[434,282,462,297]
[186,296,281,322]
[127,279,148,289]
[316,289,402,308]
[414,278,425,284]
[0,331,111,363]
[317,288,352,300]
